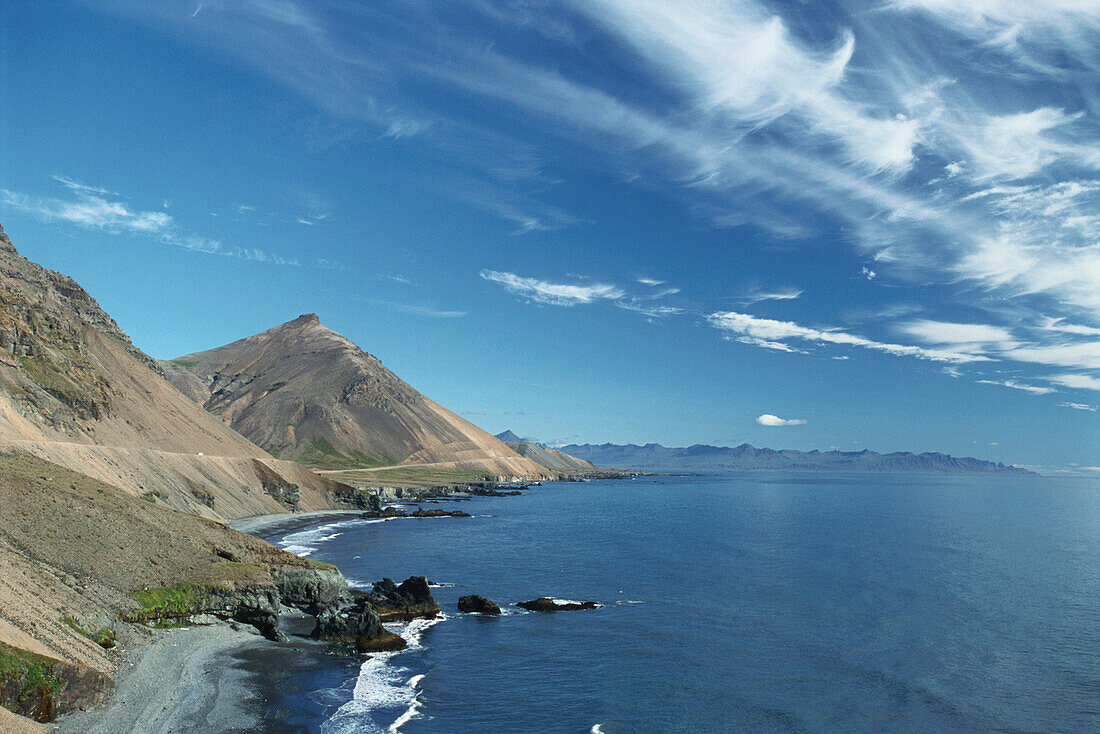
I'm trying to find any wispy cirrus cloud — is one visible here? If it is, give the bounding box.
[707,311,990,363]
[2,176,299,265]
[480,270,624,306]
[976,379,1056,395]
[480,269,683,319]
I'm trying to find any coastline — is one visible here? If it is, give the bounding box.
[52,505,440,734]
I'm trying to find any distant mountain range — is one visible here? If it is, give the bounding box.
[558,442,1034,475]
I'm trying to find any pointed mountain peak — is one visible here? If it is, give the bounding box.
[495,430,524,443]
[288,313,321,327]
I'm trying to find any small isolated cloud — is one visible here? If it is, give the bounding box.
[637,276,665,286]
[757,414,806,427]
[1060,402,1097,412]
[369,299,466,318]
[296,218,315,225]
[736,286,803,304]
[861,267,876,280]
[977,379,1056,395]
[480,270,624,306]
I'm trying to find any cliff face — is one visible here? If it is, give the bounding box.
[0,223,362,519]
[160,315,551,478]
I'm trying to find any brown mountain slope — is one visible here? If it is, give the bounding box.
[161,315,552,479]
[0,223,358,519]
[504,441,598,473]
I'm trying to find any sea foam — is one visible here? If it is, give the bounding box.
[320,615,444,734]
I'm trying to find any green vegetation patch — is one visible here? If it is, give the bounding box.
[301,557,337,571]
[62,617,116,649]
[169,358,199,369]
[297,438,394,470]
[121,583,210,626]
[0,641,67,709]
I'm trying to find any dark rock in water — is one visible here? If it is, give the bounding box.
[369,576,441,621]
[457,595,501,615]
[517,597,599,612]
[313,591,406,653]
[412,507,471,518]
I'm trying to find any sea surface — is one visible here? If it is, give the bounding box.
[257,474,1100,733]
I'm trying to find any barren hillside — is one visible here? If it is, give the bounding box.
[162,314,551,478]
[0,223,362,519]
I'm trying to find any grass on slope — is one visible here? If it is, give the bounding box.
[0,452,322,602]
[0,643,65,709]
[293,437,394,470]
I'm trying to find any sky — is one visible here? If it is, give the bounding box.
[1,1,1098,472]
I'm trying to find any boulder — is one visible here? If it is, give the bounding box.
[368,576,441,621]
[313,592,406,653]
[457,595,501,615]
[517,597,599,612]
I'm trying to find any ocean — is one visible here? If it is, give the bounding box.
[253,474,1100,733]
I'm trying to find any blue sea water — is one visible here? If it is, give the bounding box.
[261,474,1100,733]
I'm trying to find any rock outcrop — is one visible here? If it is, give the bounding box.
[367,577,441,622]
[314,592,406,653]
[517,597,599,612]
[457,595,501,615]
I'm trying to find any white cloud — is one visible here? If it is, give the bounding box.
[637,277,665,286]
[899,320,1018,351]
[737,287,803,304]
[1,177,298,266]
[369,300,467,318]
[976,379,1056,395]
[480,270,624,306]
[2,188,171,234]
[708,311,990,363]
[757,414,806,426]
[1060,401,1096,411]
[1049,374,1100,391]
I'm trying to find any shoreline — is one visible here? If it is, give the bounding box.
[51,481,552,733]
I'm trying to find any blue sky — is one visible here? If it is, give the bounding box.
[1,1,1098,471]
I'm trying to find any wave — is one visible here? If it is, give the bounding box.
[320,616,444,734]
[591,725,606,733]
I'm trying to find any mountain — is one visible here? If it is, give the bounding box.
[493,430,598,473]
[160,315,550,478]
[0,223,360,519]
[559,442,1034,474]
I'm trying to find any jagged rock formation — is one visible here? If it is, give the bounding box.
[0,223,372,519]
[559,442,1033,474]
[160,315,551,478]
